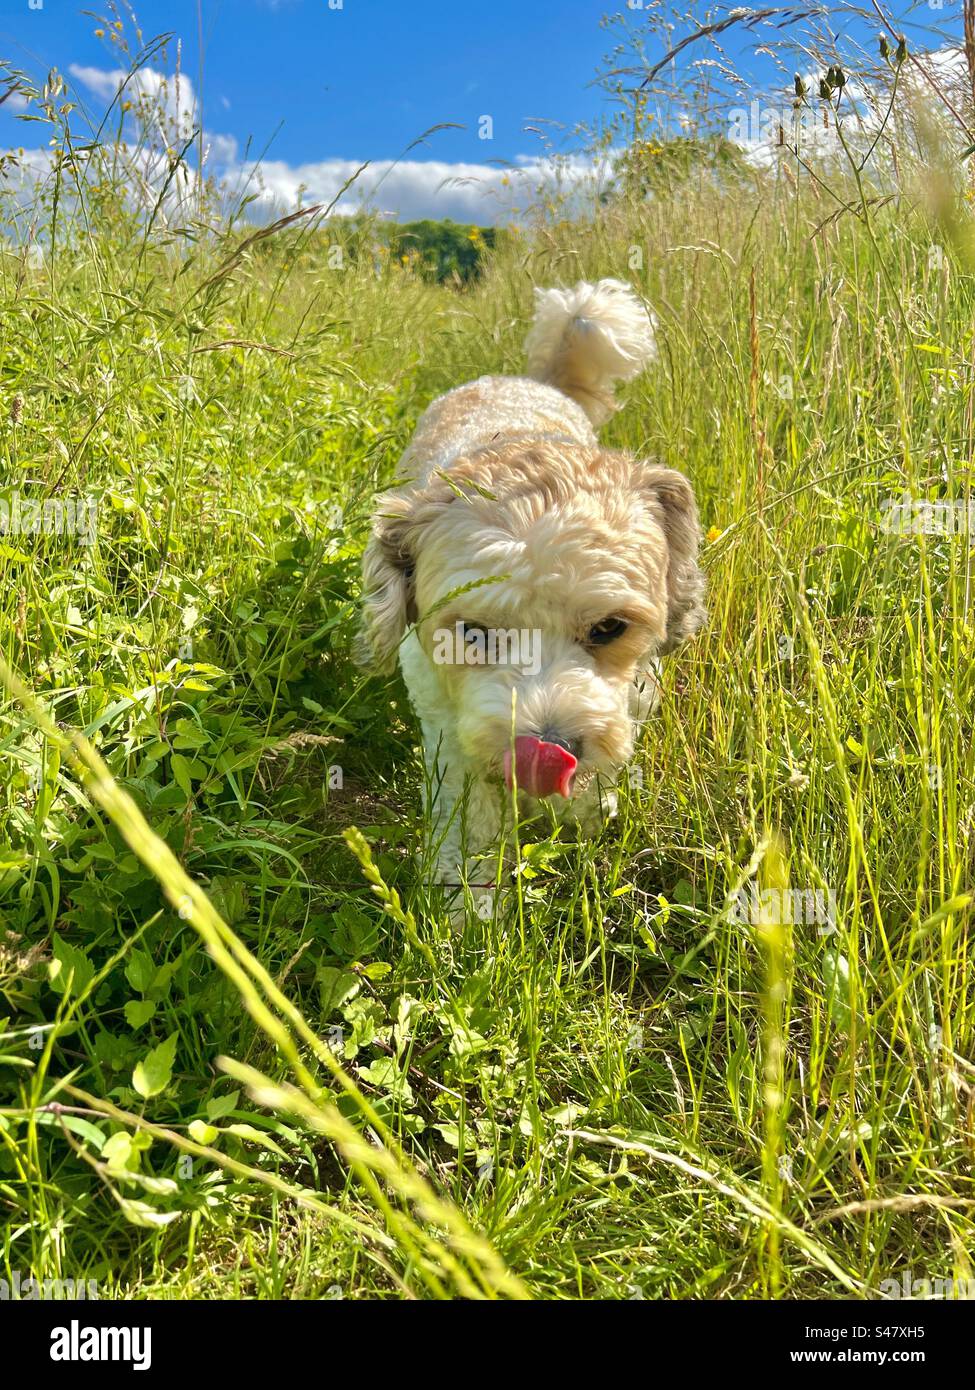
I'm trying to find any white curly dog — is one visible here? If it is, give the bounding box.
[358,280,705,887]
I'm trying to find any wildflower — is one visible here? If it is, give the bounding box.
[9,395,22,424]
[706,524,722,543]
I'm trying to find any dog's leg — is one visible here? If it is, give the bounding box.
[401,632,502,889]
[420,726,501,888]
[415,722,505,932]
[421,728,467,886]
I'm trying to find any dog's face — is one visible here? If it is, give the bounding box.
[358,442,705,798]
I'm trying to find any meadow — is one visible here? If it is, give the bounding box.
[2,41,975,1300]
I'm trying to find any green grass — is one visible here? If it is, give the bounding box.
[2,58,975,1300]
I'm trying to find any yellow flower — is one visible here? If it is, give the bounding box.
[94,28,104,37]
[706,525,722,543]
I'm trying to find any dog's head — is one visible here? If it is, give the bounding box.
[357,441,705,796]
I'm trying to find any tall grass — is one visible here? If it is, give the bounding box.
[1,26,975,1298]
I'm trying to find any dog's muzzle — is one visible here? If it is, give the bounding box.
[503,735,578,799]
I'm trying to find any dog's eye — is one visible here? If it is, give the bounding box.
[460,622,488,640]
[586,618,628,646]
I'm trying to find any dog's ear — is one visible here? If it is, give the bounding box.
[355,477,465,672]
[354,493,419,673]
[639,464,706,652]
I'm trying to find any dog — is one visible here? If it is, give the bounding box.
[357,279,706,889]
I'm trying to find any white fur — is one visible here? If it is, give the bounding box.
[359,280,704,895]
[401,625,660,888]
[524,278,658,427]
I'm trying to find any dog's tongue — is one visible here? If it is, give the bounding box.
[503,735,578,799]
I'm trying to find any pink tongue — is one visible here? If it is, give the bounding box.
[503,736,578,799]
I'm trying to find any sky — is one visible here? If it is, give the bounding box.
[0,1,965,223]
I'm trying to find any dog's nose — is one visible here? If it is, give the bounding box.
[540,730,581,760]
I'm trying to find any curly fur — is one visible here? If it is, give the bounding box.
[357,280,705,886]
[525,278,658,427]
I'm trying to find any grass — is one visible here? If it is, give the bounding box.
[2,43,975,1300]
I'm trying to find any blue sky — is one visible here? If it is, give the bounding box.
[1,2,630,168]
[0,1,964,222]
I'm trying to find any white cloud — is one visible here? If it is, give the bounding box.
[728,46,975,169]
[204,132,239,166]
[219,152,605,222]
[913,45,967,84]
[68,63,197,141]
[0,62,609,224]
[60,61,609,222]
[2,139,603,225]
[67,63,125,103]
[2,89,30,112]
[13,47,975,225]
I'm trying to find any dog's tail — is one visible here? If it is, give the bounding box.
[524,278,657,428]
